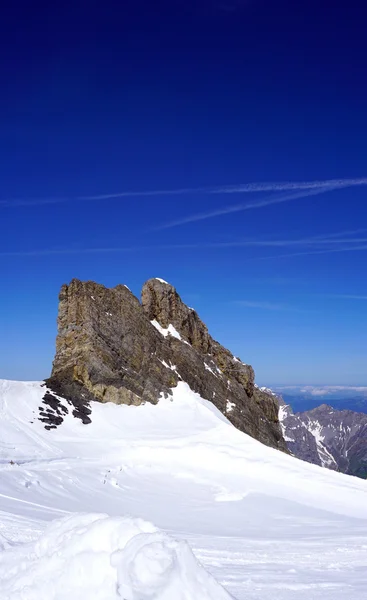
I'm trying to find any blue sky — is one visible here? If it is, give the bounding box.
[1,0,366,384]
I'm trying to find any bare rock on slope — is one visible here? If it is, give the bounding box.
[141,278,254,397]
[280,399,367,478]
[46,278,287,451]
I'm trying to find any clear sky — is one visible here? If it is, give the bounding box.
[1,0,366,385]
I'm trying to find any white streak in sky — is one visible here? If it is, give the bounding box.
[80,177,367,200]
[2,176,367,208]
[153,187,339,229]
[248,244,367,261]
[2,230,367,257]
[232,300,300,311]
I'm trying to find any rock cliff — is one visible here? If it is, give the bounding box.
[280,400,367,478]
[46,278,286,451]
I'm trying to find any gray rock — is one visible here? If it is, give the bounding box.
[279,399,367,477]
[46,278,287,451]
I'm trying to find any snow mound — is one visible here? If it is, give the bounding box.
[0,513,233,600]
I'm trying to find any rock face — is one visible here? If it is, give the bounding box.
[279,400,367,478]
[278,399,327,468]
[141,278,254,398]
[46,278,286,451]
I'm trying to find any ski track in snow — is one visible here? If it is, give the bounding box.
[0,379,367,599]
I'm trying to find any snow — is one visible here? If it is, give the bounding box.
[151,320,182,340]
[154,278,169,285]
[260,386,276,395]
[226,400,236,412]
[0,513,231,600]
[1,378,367,599]
[232,357,247,366]
[278,404,288,421]
[301,419,339,469]
[204,362,218,376]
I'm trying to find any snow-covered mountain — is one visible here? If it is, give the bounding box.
[279,399,367,478]
[1,378,367,599]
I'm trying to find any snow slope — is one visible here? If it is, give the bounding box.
[1,379,367,599]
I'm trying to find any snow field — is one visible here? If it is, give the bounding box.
[0,379,367,599]
[0,513,233,599]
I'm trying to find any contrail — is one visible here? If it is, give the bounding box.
[153,186,340,230]
[80,177,367,200]
[1,229,367,257]
[1,176,367,208]
[247,244,367,261]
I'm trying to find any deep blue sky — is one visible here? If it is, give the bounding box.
[1,0,366,384]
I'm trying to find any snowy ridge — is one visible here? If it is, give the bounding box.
[1,379,367,599]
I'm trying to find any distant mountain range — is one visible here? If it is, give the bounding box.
[278,398,367,478]
[270,385,367,414]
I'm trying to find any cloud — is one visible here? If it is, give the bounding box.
[2,228,367,258]
[233,300,307,312]
[152,187,332,230]
[250,244,367,262]
[2,176,367,209]
[303,388,331,396]
[323,294,367,300]
[80,177,367,201]
[152,184,367,231]
[233,300,289,310]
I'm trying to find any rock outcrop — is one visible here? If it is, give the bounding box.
[46,278,286,451]
[279,399,367,478]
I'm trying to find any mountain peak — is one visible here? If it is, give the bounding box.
[45,278,286,451]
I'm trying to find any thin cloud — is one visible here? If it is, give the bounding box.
[81,177,367,200]
[306,228,367,240]
[152,186,343,230]
[249,244,367,261]
[323,294,367,300]
[2,230,367,258]
[0,198,69,208]
[2,176,367,208]
[233,300,306,312]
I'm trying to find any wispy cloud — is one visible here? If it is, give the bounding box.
[80,177,367,200]
[323,294,367,300]
[152,184,367,231]
[250,244,367,262]
[152,187,334,230]
[2,176,367,208]
[2,229,367,258]
[233,300,305,312]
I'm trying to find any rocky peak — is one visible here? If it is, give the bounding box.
[142,278,211,353]
[306,403,334,413]
[46,277,287,452]
[142,278,254,398]
[280,399,367,478]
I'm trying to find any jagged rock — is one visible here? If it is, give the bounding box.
[278,398,325,467]
[46,278,287,451]
[279,399,367,478]
[141,278,254,397]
